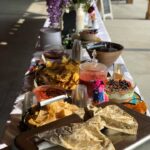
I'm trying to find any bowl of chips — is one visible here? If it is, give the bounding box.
[34,56,80,90]
[20,85,79,129]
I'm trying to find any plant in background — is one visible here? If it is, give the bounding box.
[46,0,95,29]
[71,0,95,11]
[46,0,70,29]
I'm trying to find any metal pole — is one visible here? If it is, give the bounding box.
[146,0,150,19]
[127,0,133,4]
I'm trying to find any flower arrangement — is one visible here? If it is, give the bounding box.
[46,0,70,29]
[46,0,95,29]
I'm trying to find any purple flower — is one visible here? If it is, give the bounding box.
[45,0,94,28]
[46,0,71,28]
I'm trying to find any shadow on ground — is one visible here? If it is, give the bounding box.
[0,0,46,138]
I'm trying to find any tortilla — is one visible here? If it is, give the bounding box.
[37,105,138,150]
[38,117,114,150]
[93,105,138,135]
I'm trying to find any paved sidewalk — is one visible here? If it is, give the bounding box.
[104,0,150,108]
[0,0,46,138]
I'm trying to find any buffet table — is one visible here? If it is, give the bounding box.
[0,4,149,150]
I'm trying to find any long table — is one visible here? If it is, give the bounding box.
[0,4,149,150]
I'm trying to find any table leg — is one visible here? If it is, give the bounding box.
[96,0,101,12]
[146,0,150,19]
[127,0,133,4]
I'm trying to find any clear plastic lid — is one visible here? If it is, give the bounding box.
[80,61,107,72]
[80,50,107,72]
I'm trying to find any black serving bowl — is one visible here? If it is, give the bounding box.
[86,41,124,67]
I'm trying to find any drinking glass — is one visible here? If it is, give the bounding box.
[22,92,36,114]
[72,84,89,107]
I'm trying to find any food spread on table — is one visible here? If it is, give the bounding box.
[21,49,147,130]
[0,1,148,149]
[17,41,150,150]
[37,105,138,150]
[16,4,148,148]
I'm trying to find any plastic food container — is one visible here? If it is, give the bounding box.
[79,61,107,98]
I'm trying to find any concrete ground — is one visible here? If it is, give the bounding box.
[104,0,150,109]
[0,0,47,138]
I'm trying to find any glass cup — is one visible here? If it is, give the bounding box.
[22,92,37,114]
[72,84,89,107]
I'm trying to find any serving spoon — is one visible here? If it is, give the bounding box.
[22,92,69,114]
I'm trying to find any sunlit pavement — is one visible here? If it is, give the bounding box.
[104,0,150,109]
[0,0,47,138]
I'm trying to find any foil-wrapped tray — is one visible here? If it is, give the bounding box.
[15,102,150,150]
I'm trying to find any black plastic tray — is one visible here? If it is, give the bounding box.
[15,102,150,150]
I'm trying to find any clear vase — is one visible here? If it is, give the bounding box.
[48,11,64,31]
[75,4,85,33]
[49,22,61,30]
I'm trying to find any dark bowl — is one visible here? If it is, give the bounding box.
[86,41,124,67]
[43,50,69,60]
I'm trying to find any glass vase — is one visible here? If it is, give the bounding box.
[75,4,85,33]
